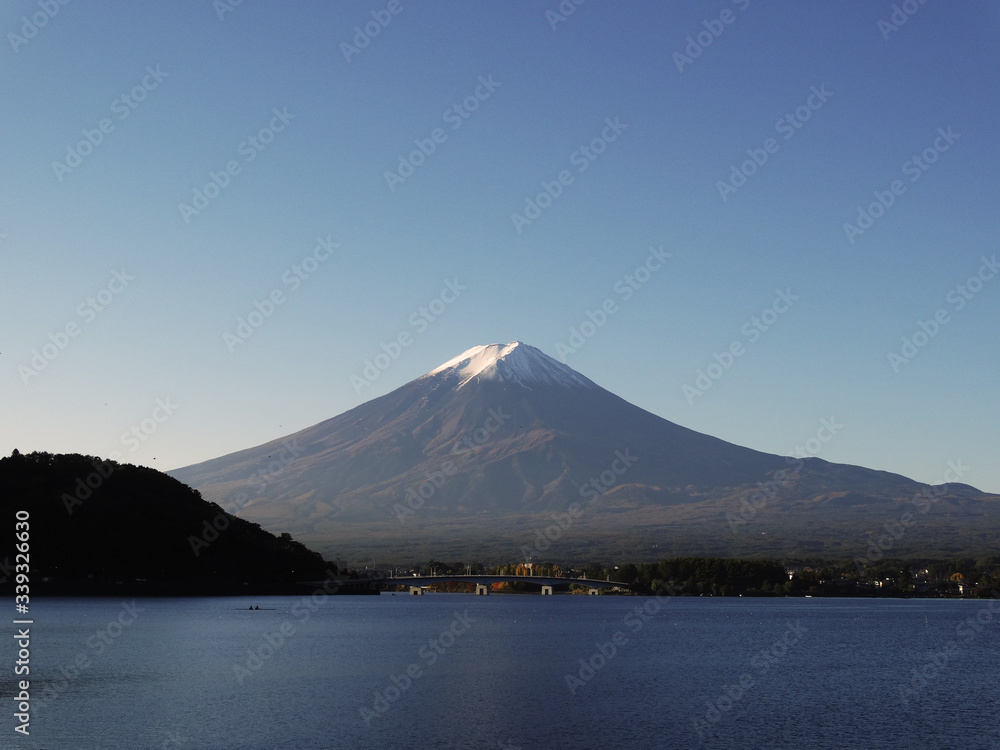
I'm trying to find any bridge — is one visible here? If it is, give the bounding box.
[335,574,631,596]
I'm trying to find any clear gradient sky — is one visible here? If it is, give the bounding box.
[3,1,998,493]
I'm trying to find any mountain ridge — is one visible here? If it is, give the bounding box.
[170,342,999,563]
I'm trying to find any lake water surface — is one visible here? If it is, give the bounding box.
[9,594,1000,749]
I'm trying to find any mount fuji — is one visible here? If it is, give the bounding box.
[170,342,999,563]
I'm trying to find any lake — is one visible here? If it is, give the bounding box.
[9,594,1000,749]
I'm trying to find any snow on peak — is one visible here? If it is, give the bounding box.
[427,341,597,390]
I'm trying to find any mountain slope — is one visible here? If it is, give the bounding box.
[171,342,1000,563]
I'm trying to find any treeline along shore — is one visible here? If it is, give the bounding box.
[3,451,997,599]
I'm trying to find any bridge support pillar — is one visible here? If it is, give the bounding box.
[409,586,424,595]
[541,585,553,596]
[475,584,489,596]
[588,588,600,596]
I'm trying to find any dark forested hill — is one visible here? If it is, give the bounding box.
[0,450,336,595]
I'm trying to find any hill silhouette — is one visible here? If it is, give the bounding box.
[0,450,337,595]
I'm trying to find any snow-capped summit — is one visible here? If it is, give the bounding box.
[426,341,598,390]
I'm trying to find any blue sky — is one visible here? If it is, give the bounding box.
[2,0,998,494]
